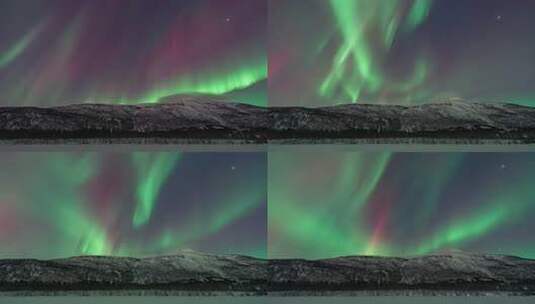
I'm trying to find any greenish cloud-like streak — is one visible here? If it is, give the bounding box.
[0,24,43,69]
[132,153,181,228]
[320,0,433,103]
[142,58,267,105]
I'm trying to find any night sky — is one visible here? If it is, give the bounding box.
[0,152,267,259]
[269,0,535,106]
[266,2,535,260]
[1,1,535,261]
[269,152,535,259]
[0,0,267,106]
[3,151,535,259]
[2,0,534,107]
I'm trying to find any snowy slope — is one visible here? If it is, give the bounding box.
[1,250,535,294]
[1,96,535,142]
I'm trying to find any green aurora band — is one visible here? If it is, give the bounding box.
[0,23,44,69]
[268,152,391,258]
[268,152,535,259]
[320,0,433,103]
[414,175,535,255]
[0,152,533,259]
[141,58,267,105]
[0,0,266,106]
[0,152,266,259]
[270,0,535,106]
[132,152,182,228]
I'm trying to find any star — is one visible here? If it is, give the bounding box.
[231,166,236,170]
[500,164,506,169]
[225,17,231,22]
[496,15,502,21]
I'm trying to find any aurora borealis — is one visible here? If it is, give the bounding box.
[264,0,535,259]
[0,0,266,106]
[269,0,535,106]
[268,152,535,259]
[0,152,267,259]
[2,0,534,107]
[1,151,534,260]
[0,0,534,264]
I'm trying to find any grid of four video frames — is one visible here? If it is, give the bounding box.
[1,0,535,302]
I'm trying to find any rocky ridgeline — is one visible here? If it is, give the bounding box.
[1,95,535,143]
[1,250,535,295]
